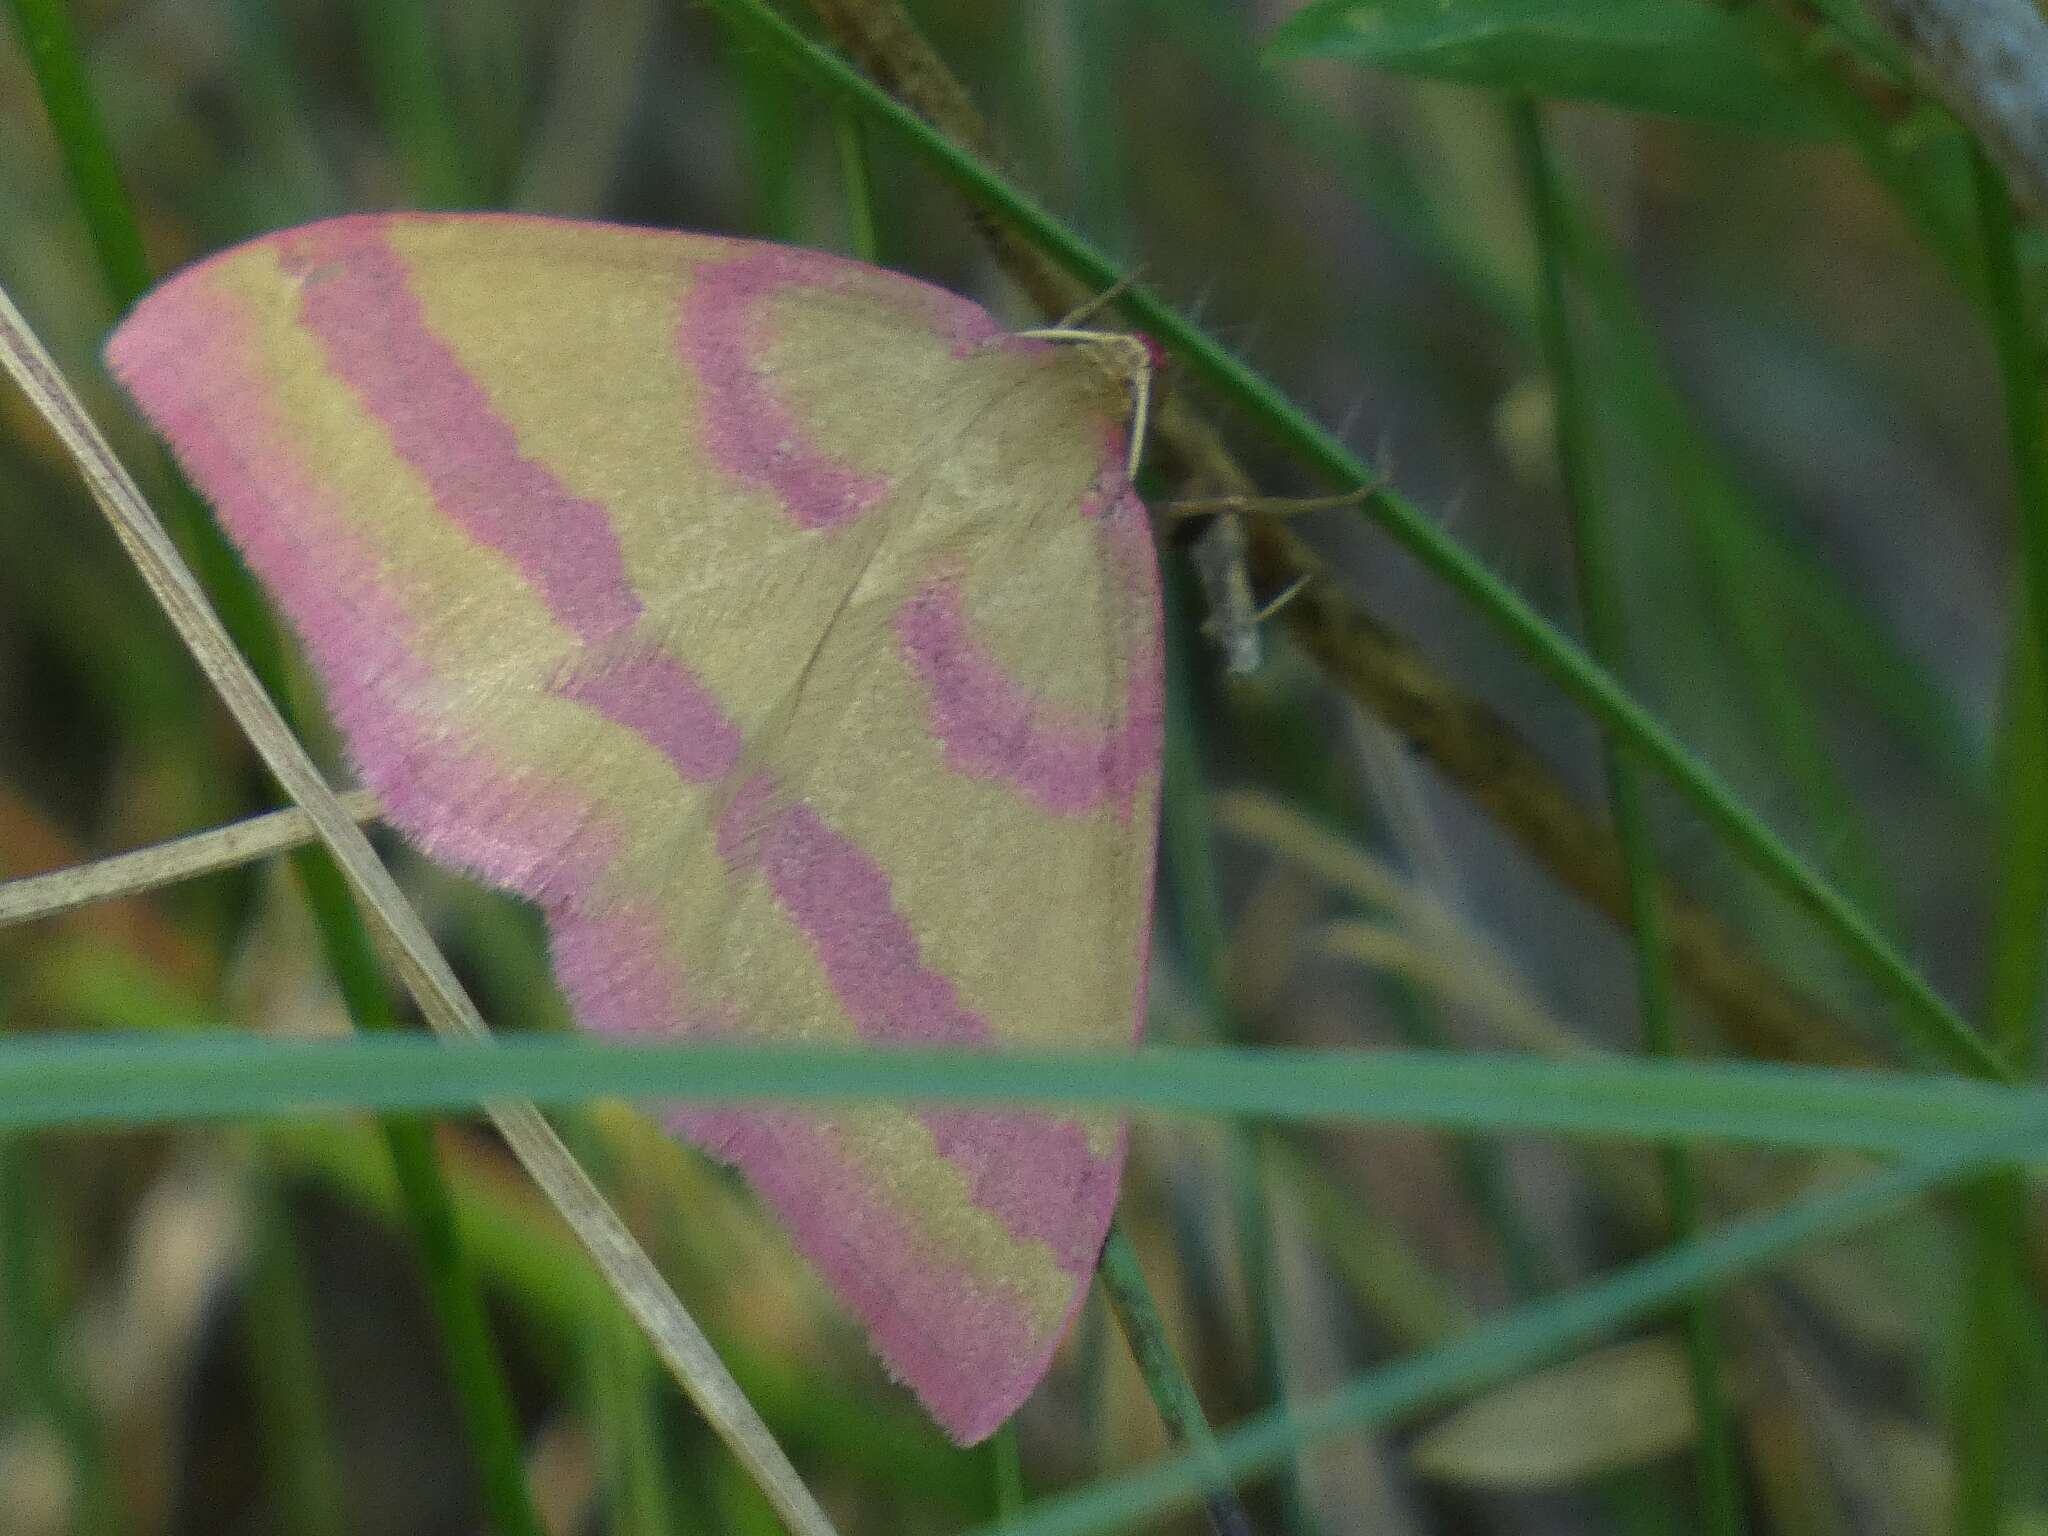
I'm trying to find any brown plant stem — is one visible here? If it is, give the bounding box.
[1241,523,1869,1069]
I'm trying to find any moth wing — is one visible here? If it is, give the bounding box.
[106,212,1161,1442]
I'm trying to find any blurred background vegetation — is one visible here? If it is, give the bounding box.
[3,0,2046,1533]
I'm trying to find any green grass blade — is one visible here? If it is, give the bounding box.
[0,1136,125,1536]
[344,0,480,206]
[377,1113,546,1536]
[243,1174,350,1536]
[1954,148,2048,1536]
[990,1422,1025,1522]
[832,106,879,261]
[1971,154,2048,1069]
[1553,194,1905,939]
[1159,560,1306,1529]
[8,1033,2048,1160]
[1097,1221,1255,1536]
[584,1315,679,1536]
[1,0,151,306]
[223,0,346,223]
[1511,99,1742,1534]
[737,44,806,240]
[1066,0,1133,258]
[978,1127,2030,1536]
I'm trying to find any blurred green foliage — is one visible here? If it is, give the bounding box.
[3,1,2047,1534]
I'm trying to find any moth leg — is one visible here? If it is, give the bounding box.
[1158,480,1384,520]
[1186,519,1318,674]
[1251,571,1316,624]
[1172,477,1360,673]
[1013,327,1155,478]
[1190,512,1260,675]
[1050,267,1148,329]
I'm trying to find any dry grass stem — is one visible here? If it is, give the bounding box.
[0,790,383,927]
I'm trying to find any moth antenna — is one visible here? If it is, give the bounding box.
[1126,362,1153,479]
[1015,325,1154,479]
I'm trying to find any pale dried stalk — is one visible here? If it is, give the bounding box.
[1220,789,1593,1059]
[0,791,382,927]
[1233,792,1853,1333]
[0,289,839,1536]
[1314,920,1594,1064]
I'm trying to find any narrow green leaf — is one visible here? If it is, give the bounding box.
[1098,1221,1255,1536]
[3,1033,2048,1163]
[1955,147,2048,1536]
[1265,0,1829,137]
[1511,99,1743,1534]
[0,1137,125,1536]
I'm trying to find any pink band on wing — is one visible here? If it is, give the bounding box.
[282,219,743,784]
[716,776,994,1049]
[714,775,1122,1257]
[553,649,742,783]
[893,505,1162,821]
[282,219,642,640]
[893,577,1154,818]
[678,249,892,530]
[675,1104,1047,1444]
[925,1110,1124,1273]
[553,901,746,1041]
[105,266,630,906]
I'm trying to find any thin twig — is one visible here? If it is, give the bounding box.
[0,792,383,928]
[0,287,839,1536]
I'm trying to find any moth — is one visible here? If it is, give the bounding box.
[106,213,1162,1443]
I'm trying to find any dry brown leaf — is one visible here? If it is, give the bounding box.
[1412,1336,1701,1488]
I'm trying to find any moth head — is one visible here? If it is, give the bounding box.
[1015,326,1155,475]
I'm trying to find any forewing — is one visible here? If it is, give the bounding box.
[106,212,1161,1442]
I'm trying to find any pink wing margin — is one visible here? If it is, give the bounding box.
[104,212,1162,1444]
